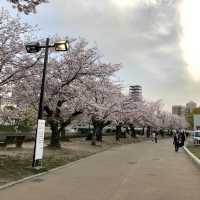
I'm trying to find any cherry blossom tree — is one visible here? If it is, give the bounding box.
[13,38,121,147]
[144,100,163,125]
[111,96,141,139]
[126,100,146,138]
[0,8,39,128]
[110,96,163,139]
[119,99,163,137]
[110,94,129,141]
[149,107,188,136]
[0,8,39,94]
[83,77,122,145]
[167,113,188,131]
[6,0,48,14]
[0,103,36,129]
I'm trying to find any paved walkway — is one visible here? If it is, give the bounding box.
[1,139,200,200]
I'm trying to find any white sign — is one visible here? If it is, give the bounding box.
[35,119,45,160]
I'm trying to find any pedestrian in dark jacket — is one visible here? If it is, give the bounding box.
[179,132,185,147]
[173,133,180,152]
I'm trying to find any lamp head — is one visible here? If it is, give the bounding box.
[25,42,41,53]
[54,40,69,51]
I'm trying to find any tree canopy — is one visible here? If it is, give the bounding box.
[6,0,48,14]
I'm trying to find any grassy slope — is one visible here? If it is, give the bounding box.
[187,145,200,159]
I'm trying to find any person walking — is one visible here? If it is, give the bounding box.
[152,131,158,143]
[173,132,180,152]
[155,131,158,143]
[179,131,186,147]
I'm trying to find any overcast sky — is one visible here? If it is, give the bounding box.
[2,0,200,111]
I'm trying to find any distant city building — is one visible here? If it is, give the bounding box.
[129,85,142,101]
[172,105,186,116]
[186,101,197,113]
[193,114,200,130]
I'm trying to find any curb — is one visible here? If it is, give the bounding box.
[0,171,48,191]
[183,146,200,168]
[0,150,107,191]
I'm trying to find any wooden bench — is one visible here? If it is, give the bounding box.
[0,132,34,148]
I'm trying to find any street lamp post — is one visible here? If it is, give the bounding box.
[25,38,69,167]
[38,38,49,120]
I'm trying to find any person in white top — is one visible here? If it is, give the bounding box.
[152,131,158,143]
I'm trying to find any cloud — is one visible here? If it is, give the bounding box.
[179,0,200,81]
[5,0,200,109]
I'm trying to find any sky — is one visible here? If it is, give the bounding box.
[1,0,200,111]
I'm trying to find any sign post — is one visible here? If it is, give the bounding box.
[32,38,49,168]
[32,119,45,167]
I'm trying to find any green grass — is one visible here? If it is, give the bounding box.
[0,156,36,180]
[0,125,32,133]
[187,145,200,159]
[0,150,94,185]
[0,125,16,132]
[0,135,146,186]
[0,156,65,180]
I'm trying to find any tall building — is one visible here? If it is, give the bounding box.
[172,105,186,116]
[129,85,142,101]
[186,101,197,113]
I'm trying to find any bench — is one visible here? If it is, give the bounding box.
[0,132,34,148]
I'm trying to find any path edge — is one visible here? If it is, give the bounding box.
[184,146,200,168]
[0,148,108,191]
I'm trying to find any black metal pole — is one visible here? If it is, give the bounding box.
[32,38,50,167]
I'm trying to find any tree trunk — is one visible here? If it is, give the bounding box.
[129,124,136,138]
[49,122,61,148]
[126,127,129,135]
[61,128,70,141]
[160,129,164,137]
[61,128,65,138]
[116,125,121,141]
[86,123,93,141]
[142,127,145,135]
[91,118,110,144]
[44,104,82,148]
[96,126,103,142]
[91,129,96,145]
[147,126,151,138]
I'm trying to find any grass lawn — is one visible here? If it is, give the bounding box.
[0,135,142,186]
[187,145,200,159]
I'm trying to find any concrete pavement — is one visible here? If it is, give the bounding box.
[0,139,200,200]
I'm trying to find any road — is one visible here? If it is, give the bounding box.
[0,139,200,200]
